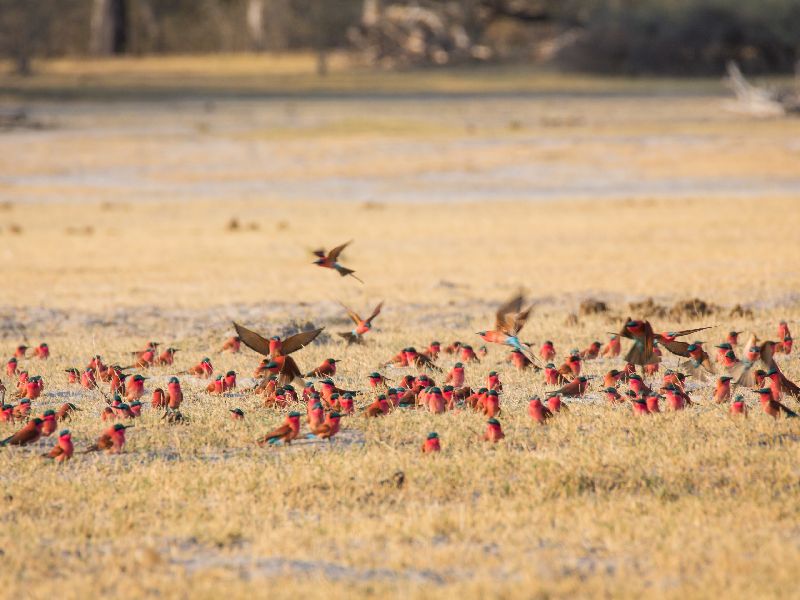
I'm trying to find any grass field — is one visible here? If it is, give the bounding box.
[1,55,800,599]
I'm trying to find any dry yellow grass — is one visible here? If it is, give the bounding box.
[1,56,800,599]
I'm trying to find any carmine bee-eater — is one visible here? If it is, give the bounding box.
[600,335,621,358]
[233,322,324,386]
[714,376,733,403]
[680,342,715,377]
[220,336,242,353]
[366,394,391,417]
[559,354,581,377]
[12,399,31,419]
[188,357,213,378]
[476,292,537,363]
[459,345,479,363]
[580,341,602,360]
[338,393,355,414]
[603,369,623,388]
[40,410,57,436]
[151,388,167,408]
[554,376,590,397]
[403,347,442,371]
[32,343,49,359]
[775,335,793,354]
[730,394,747,416]
[6,357,18,376]
[156,348,179,366]
[338,301,383,344]
[627,373,653,396]
[539,340,556,361]
[483,418,505,442]
[444,341,462,355]
[1,417,44,446]
[604,387,623,403]
[368,372,390,388]
[306,358,338,378]
[308,402,325,429]
[424,342,441,360]
[715,343,733,363]
[312,241,363,282]
[507,348,535,370]
[126,374,147,401]
[129,401,142,417]
[426,387,446,414]
[544,363,566,386]
[422,432,441,453]
[132,346,157,369]
[528,396,552,424]
[84,423,131,454]
[223,371,237,391]
[481,389,500,417]
[546,393,565,414]
[81,368,97,390]
[662,384,691,410]
[445,363,465,387]
[615,318,660,368]
[645,393,661,414]
[778,321,791,340]
[258,411,302,446]
[653,326,712,360]
[0,404,13,423]
[486,371,502,391]
[229,408,245,421]
[55,402,80,421]
[167,377,183,409]
[632,398,649,416]
[727,331,741,345]
[43,429,73,462]
[756,388,797,418]
[308,411,342,440]
[14,345,28,358]
[65,368,80,384]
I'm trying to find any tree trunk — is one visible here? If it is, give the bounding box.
[90,0,127,55]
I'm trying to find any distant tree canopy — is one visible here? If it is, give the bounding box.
[0,0,798,75]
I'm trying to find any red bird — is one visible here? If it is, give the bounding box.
[730,394,748,416]
[507,349,535,370]
[80,368,97,390]
[6,357,18,376]
[482,390,500,417]
[14,345,28,358]
[727,331,741,345]
[40,409,57,436]
[603,369,623,388]
[366,394,391,417]
[422,432,441,453]
[528,397,552,424]
[84,423,131,454]
[604,387,623,403]
[757,388,797,418]
[32,343,50,359]
[312,241,362,282]
[229,408,245,421]
[151,388,168,408]
[539,341,556,361]
[632,398,649,416]
[544,363,567,386]
[55,402,80,421]
[546,394,565,413]
[580,341,602,360]
[616,318,660,368]
[459,345,480,363]
[553,376,589,397]
[258,412,302,446]
[188,357,213,378]
[778,321,791,341]
[308,412,342,440]
[43,429,73,462]
[1,417,43,446]
[220,336,242,353]
[600,335,621,358]
[156,348,179,366]
[367,372,390,388]
[482,418,505,442]
[423,342,441,360]
[645,394,661,414]
[338,301,383,343]
[306,358,338,378]
[714,376,733,403]
[233,322,324,386]
[476,292,537,363]
[444,363,465,387]
[126,374,147,401]
[167,377,183,409]
[486,371,502,392]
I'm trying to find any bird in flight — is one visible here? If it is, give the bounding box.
[477,291,537,363]
[233,322,324,386]
[338,300,383,344]
[313,240,363,283]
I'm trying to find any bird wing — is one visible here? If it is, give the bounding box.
[312,248,326,258]
[280,328,325,355]
[339,302,362,326]
[671,326,713,338]
[617,316,634,340]
[508,305,532,335]
[365,301,384,325]
[659,339,692,357]
[328,240,352,262]
[759,342,777,370]
[494,292,525,331]
[233,322,272,357]
[259,423,290,442]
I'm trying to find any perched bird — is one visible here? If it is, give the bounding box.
[756,388,797,418]
[6,357,18,376]
[603,369,623,388]
[727,331,741,345]
[477,292,537,363]
[308,411,342,440]
[528,397,552,424]
[228,408,244,421]
[482,418,505,442]
[1,417,43,446]
[444,363,465,387]
[167,377,183,409]
[367,372,391,388]
[715,343,734,364]
[645,393,661,413]
[600,335,621,358]
[233,322,324,386]
[151,388,168,409]
[714,376,733,403]
[14,345,28,358]
[40,409,57,436]
[580,341,602,360]
[306,358,338,378]
[156,348,179,366]
[312,241,362,282]
[730,394,748,416]
[507,348,535,370]
[423,342,441,360]
[220,336,242,353]
[604,387,623,403]
[486,371,502,391]
[539,341,556,361]
[338,301,383,344]
[187,357,213,378]
[125,374,147,401]
[32,343,50,359]
[553,376,590,397]
[83,423,131,454]
[365,394,391,417]
[546,393,565,413]
[631,398,649,416]
[421,432,441,453]
[42,429,73,462]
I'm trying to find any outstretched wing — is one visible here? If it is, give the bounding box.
[280,328,325,355]
[494,292,525,332]
[659,338,692,358]
[508,305,532,335]
[233,322,272,357]
[339,302,362,326]
[328,240,352,262]
[671,326,713,338]
[365,301,384,325]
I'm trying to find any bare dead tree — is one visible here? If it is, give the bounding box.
[90,0,128,55]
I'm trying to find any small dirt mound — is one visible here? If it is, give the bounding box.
[669,298,719,320]
[628,298,667,318]
[579,298,608,316]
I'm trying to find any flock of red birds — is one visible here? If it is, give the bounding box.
[1,241,797,460]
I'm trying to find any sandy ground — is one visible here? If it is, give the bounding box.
[1,56,800,598]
